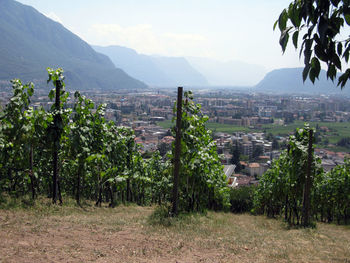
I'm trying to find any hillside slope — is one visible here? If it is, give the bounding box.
[1,201,349,262]
[255,67,350,95]
[0,0,146,90]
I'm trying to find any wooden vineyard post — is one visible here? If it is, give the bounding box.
[172,87,183,216]
[303,129,313,227]
[52,80,62,204]
[29,145,36,200]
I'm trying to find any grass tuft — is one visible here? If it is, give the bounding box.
[148,205,205,228]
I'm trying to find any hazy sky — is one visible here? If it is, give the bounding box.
[17,0,304,71]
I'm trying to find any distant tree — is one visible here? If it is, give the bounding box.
[230,142,242,172]
[284,113,295,124]
[252,145,263,160]
[337,137,350,147]
[279,140,288,149]
[240,155,249,162]
[302,113,309,121]
[275,0,350,87]
[157,142,171,157]
[266,132,274,141]
[114,111,122,124]
[319,112,326,121]
[324,137,330,145]
[314,130,321,143]
[272,138,280,150]
[233,113,242,119]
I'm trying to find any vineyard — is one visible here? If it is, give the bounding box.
[253,125,350,226]
[1,68,350,228]
[0,69,228,214]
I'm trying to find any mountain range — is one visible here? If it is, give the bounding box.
[0,0,146,90]
[1,0,350,96]
[254,67,350,95]
[93,45,269,87]
[93,45,208,87]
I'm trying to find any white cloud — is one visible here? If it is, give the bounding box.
[44,12,63,24]
[88,23,212,57]
[163,33,207,42]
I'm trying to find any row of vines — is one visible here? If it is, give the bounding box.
[0,68,229,213]
[1,68,349,225]
[253,125,350,226]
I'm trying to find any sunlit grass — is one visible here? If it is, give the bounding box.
[1,198,349,262]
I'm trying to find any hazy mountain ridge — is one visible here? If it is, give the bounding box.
[93,45,209,87]
[186,57,267,87]
[3,0,349,94]
[255,67,350,95]
[0,0,146,90]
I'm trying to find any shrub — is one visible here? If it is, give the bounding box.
[229,186,255,213]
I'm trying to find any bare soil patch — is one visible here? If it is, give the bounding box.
[0,202,349,262]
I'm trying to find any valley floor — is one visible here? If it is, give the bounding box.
[0,200,349,263]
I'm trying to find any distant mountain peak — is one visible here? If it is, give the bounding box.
[0,0,146,90]
[93,45,208,87]
[255,67,350,95]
